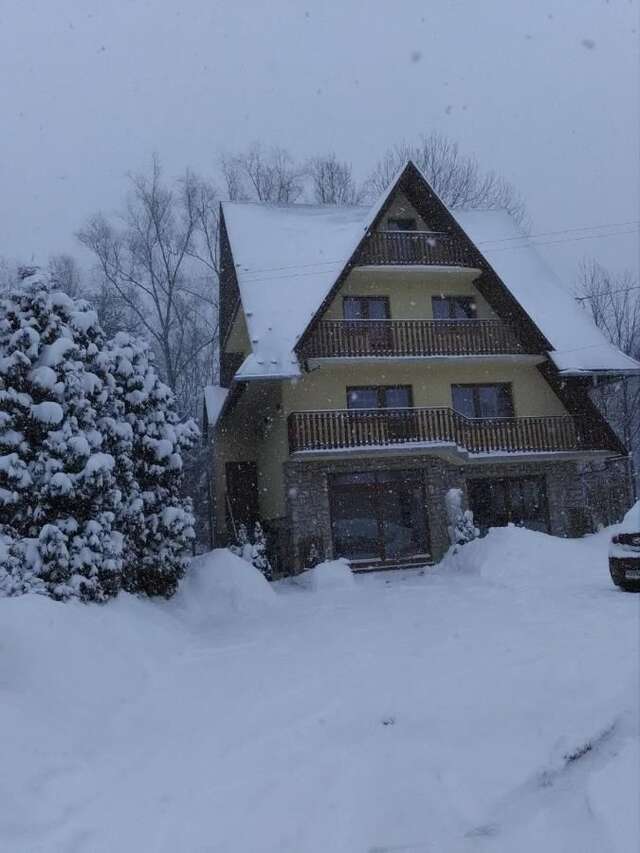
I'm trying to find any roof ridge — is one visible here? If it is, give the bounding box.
[221,199,370,212]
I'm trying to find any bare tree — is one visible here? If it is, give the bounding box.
[365,131,527,224]
[77,156,219,417]
[307,153,364,205]
[0,256,18,293]
[220,144,304,204]
[576,258,640,483]
[48,253,84,298]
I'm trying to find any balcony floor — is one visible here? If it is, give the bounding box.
[290,440,612,464]
[305,353,545,366]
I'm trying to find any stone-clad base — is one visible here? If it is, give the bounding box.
[282,453,634,571]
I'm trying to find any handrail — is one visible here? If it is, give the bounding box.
[287,407,596,455]
[356,230,476,267]
[299,318,533,358]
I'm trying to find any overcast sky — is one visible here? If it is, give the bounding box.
[1,0,638,283]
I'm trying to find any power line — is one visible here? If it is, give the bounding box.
[576,283,640,302]
[476,219,640,246]
[235,225,639,286]
[487,227,639,253]
[237,221,640,281]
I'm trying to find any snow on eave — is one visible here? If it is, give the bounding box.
[234,352,301,382]
[203,385,229,427]
[554,365,640,378]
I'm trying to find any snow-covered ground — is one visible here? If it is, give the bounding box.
[1,527,638,852]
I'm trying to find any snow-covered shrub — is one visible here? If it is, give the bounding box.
[230,523,250,559]
[251,521,273,581]
[445,488,479,551]
[229,522,273,581]
[0,270,197,601]
[306,541,321,569]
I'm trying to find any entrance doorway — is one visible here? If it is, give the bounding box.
[329,469,430,564]
[225,461,259,535]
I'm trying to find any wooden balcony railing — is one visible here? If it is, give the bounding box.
[356,231,476,268]
[299,319,534,359]
[288,407,595,456]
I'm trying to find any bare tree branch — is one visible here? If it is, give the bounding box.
[576,258,640,463]
[364,132,527,225]
[306,153,365,205]
[77,157,219,416]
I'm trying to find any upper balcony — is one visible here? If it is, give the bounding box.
[355,230,477,269]
[299,319,538,360]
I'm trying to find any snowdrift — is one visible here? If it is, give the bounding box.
[298,558,356,591]
[437,524,610,589]
[172,549,277,624]
[0,529,637,852]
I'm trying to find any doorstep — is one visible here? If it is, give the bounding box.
[349,555,433,573]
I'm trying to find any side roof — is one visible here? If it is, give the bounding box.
[221,162,640,379]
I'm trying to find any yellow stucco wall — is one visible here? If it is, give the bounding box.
[214,383,289,529]
[281,361,568,419]
[256,411,288,520]
[322,267,494,321]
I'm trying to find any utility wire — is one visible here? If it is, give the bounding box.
[576,283,640,302]
[236,222,639,281]
[234,225,640,286]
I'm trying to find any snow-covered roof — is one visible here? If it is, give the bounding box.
[203,385,229,427]
[222,180,640,380]
[222,201,368,378]
[455,210,640,376]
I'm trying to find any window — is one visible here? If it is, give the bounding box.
[343,296,390,320]
[432,295,477,320]
[347,385,413,409]
[452,383,514,419]
[386,217,417,231]
[467,476,549,534]
[330,469,430,562]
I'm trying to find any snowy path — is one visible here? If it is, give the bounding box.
[1,527,638,852]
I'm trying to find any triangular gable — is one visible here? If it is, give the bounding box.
[293,161,427,353]
[294,160,554,357]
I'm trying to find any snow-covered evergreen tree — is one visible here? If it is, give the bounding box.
[97,333,197,598]
[0,271,197,602]
[0,270,122,600]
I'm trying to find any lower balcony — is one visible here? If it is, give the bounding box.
[288,407,600,456]
[299,319,534,359]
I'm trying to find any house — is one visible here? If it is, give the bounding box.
[206,161,639,571]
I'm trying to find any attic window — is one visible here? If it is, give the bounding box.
[386,217,417,232]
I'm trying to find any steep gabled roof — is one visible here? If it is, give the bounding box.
[454,209,640,376]
[221,161,640,380]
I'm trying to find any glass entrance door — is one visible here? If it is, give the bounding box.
[379,471,429,560]
[329,470,429,562]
